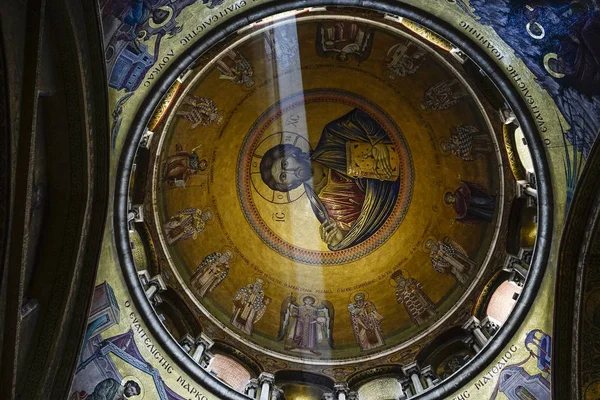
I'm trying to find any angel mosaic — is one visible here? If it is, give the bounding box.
[391,270,436,327]
[385,41,427,79]
[190,250,234,298]
[176,95,223,129]
[163,207,212,245]
[425,237,475,285]
[162,143,208,188]
[231,278,270,335]
[216,49,254,88]
[277,295,334,355]
[440,125,493,162]
[316,22,374,63]
[422,79,468,111]
[348,293,385,351]
[444,181,496,224]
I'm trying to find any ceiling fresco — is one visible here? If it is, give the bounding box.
[149,16,506,363]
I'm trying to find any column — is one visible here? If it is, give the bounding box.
[402,363,424,395]
[270,386,284,400]
[320,393,335,400]
[258,372,275,400]
[463,335,481,353]
[179,334,194,354]
[516,179,537,198]
[144,274,167,305]
[396,378,407,400]
[192,333,214,364]
[399,377,413,398]
[421,366,437,389]
[481,316,501,338]
[463,316,487,348]
[334,383,350,400]
[244,379,259,399]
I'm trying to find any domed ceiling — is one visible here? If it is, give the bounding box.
[148,14,506,363]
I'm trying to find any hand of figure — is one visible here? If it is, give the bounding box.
[366,144,393,179]
[319,220,344,247]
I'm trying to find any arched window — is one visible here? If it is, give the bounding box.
[486,280,522,324]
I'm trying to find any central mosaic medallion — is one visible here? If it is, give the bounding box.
[238,89,414,265]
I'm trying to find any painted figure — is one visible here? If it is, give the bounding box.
[259,108,400,250]
[217,49,254,88]
[264,28,299,69]
[425,237,475,285]
[422,79,468,110]
[277,295,334,354]
[386,41,427,79]
[71,378,140,400]
[163,207,212,245]
[231,279,269,335]
[440,125,493,161]
[316,22,374,62]
[190,250,234,298]
[391,270,436,326]
[163,143,208,188]
[176,95,223,128]
[348,293,385,351]
[444,181,496,224]
[102,0,196,92]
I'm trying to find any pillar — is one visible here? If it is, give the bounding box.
[244,379,259,399]
[402,362,424,394]
[192,332,214,364]
[258,372,275,400]
[334,383,351,400]
[463,316,487,348]
[463,335,481,353]
[178,334,194,354]
[421,365,437,389]
[481,316,501,338]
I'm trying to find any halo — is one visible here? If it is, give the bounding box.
[249,131,312,205]
[349,291,368,303]
[148,6,174,29]
[250,275,269,290]
[300,294,317,304]
[389,269,407,287]
[422,236,438,252]
[121,376,144,399]
[543,53,565,79]
[439,138,450,154]
[220,246,238,263]
[443,188,456,205]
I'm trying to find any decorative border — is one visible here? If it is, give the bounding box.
[114,2,553,399]
[236,89,414,265]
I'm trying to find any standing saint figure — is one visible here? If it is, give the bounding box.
[348,293,385,351]
[391,270,436,326]
[216,49,254,88]
[316,22,374,62]
[190,250,234,298]
[259,108,400,250]
[277,295,335,355]
[422,79,468,110]
[440,125,493,161]
[425,237,475,285]
[231,279,269,335]
[176,95,223,128]
[444,181,496,224]
[386,41,427,79]
[163,207,212,245]
[163,143,208,188]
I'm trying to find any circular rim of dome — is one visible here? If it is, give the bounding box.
[113,2,553,399]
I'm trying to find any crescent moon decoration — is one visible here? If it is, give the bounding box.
[148,6,174,29]
[543,53,566,79]
[525,21,545,40]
